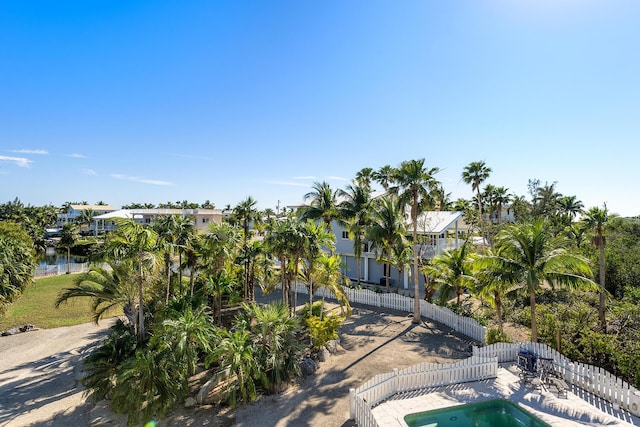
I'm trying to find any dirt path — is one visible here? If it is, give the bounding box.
[0,321,113,427]
[0,304,477,427]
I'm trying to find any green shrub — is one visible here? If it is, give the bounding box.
[304,314,344,349]
[486,327,512,344]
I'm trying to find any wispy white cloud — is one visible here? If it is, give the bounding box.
[325,175,349,182]
[11,149,48,155]
[111,174,174,186]
[292,176,316,180]
[267,180,310,187]
[82,168,97,176]
[167,153,214,161]
[0,155,33,167]
[68,153,88,158]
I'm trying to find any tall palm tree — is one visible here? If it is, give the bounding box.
[461,161,491,216]
[338,182,372,287]
[104,219,161,341]
[367,197,407,293]
[355,167,374,189]
[392,159,440,323]
[59,223,80,274]
[265,218,297,308]
[173,215,196,291]
[153,215,180,303]
[299,181,341,240]
[484,219,596,341]
[581,205,616,330]
[234,197,260,300]
[423,242,476,306]
[372,164,395,191]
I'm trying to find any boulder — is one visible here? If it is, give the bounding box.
[184,396,197,408]
[317,347,330,362]
[299,357,317,376]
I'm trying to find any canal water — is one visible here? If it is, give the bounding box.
[38,247,88,267]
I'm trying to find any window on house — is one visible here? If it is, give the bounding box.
[341,231,349,239]
[363,243,369,253]
[202,218,208,223]
[383,263,390,277]
[145,218,151,223]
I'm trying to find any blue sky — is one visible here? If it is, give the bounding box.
[2,1,639,215]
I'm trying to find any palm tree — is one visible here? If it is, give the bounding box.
[367,197,406,293]
[484,219,596,341]
[299,181,341,240]
[153,215,180,303]
[313,254,351,317]
[372,164,395,191]
[173,215,195,292]
[265,218,297,308]
[300,220,335,309]
[78,208,96,234]
[338,182,372,287]
[59,223,80,274]
[392,159,440,323]
[461,161,491,216]
[581,205,616,330]
[55,260,140,329]
[473,248,519,332]
[531,181,561,218]
[423,242,476,306]
[391,241,411,292]
[234,196,260,300]
[355,167,374,189]
[104,219,161,341]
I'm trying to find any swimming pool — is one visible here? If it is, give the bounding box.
[404,399,551,427]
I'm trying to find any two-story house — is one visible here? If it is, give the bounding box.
[335,210,465,290]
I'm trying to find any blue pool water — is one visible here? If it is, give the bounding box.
[404,399,551,427]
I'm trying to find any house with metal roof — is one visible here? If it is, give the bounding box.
[335,210,466,290]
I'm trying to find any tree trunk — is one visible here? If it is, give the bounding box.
[598,241,606,330]
[138,264,145,342]
[412,197,421,324]
[496,298,503,332]
[530,292,537,342]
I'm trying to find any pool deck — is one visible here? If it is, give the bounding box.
[372,363,640,426]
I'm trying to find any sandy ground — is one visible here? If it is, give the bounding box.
[0,303,476,427]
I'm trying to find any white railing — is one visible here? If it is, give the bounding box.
[34,262,89,278]
[290,282,486,344]
[349,355,498,427]
[473,342,640,417]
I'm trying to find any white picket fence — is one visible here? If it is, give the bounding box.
[349,356,499,427]
[290,282,487,344]
[34,262,89,278]
[473,342,640,417]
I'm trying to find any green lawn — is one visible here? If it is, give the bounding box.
[0,273,120,330]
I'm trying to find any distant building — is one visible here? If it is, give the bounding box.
[92,208,223,235]
[57,204,117,232]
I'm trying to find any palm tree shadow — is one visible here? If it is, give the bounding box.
[0,330,107,426]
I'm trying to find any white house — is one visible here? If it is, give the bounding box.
[92,208,223,235]
[57,204,117,231]
[335,210,466,290]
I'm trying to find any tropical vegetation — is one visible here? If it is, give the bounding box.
[2,156,640,423]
